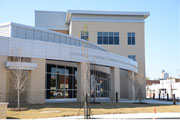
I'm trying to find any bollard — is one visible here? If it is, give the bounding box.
[173,94,176,105]
[153,93,155,99]
[116,92,118,102]
[163,93,165,100]
[159,94,160,100]
[167,94,169,101]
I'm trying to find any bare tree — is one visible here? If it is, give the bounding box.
[81,43,91,119]
[9,46,28,109]
[134,68,146,103]
[90,62,97,102]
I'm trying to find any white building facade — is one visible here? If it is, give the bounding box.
[146,79,180,99]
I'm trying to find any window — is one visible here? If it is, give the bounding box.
[46,64,77,99]
[128,55,136,61]
[97,32,119,45]
[81,31,89,40]
[128,32,135,45]
[90,70,110,97]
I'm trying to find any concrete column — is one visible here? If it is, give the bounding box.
[27,58,45,104]
[110,67,120,101]
[0,56,7,102]
[77,62,90,102]
[128,71,135,100]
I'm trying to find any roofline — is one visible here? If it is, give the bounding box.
[0,22,12,27]
[35,10,66,14]
[0,22,105,51]
[66,10,150,24]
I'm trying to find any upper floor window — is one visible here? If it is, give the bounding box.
[128,32,135,45]
[97,32,119,45]
[128,55,136,61]
[81,31,89,40]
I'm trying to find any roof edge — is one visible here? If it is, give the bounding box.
[66,10,150,24]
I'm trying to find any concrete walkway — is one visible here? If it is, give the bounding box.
[120,98,180,105]
[39,112,180,120]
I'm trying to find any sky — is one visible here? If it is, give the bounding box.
[0,0,179,79]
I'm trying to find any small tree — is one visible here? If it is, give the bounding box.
[134,68,146,103]
[9,46,28,109]
[90,62,98,103]
[81,43,91,119]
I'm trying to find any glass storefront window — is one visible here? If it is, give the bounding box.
[57,66,65,74]
[57,74,65,89]
[46,64,110,99]
[90,70,110,98]
[46,64,78,99]
[47,64,56,73]
[66,67,74,75]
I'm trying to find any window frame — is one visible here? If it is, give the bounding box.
[97,32,119,45]
[128,55,136,61]
[128,32,136,45]
[81,31,89,41]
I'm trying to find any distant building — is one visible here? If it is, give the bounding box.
[146,79,180,99]
[160,70,169,80]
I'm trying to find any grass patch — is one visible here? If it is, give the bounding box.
[7,102,180,119]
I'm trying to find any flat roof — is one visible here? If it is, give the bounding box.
[66,10,150,23]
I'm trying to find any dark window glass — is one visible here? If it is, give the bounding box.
[57,74,65,89]
[98,32,102,36]
[109,32,113,36]
[128,37,131,45]
[114,37,119,44]
[132,37,135,45]
[47,64,56,73]
[128,55,136,61]
[128,32,135,45]
[57,66,65,74]
[97,32,119,45]
[50,74,56,89]
[128,33,131,37]
[103,32,108,36]
[132,33,135,37]
[114,32,119,37]
[97,36,102,44]
[66,67,73,75]
[46,64,78,99]
[109,37,113,44]
[81,31,89,40]
[103,36,108,44]
[68,75,73,89]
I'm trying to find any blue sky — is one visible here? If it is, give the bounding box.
[0,0,179,79]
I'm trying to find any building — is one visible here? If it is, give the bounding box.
[160,70,169,80]
[0,10,149,104]
[146,79,180,99]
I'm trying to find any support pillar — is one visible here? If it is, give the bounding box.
[110,67,120,101]
[0,56,7,102]
[128,71,135,100]
[27,58,45,104]
[77,62,90,102]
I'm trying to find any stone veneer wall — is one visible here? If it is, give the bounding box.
[0,56,7,102]
[27,58,46,104]
[0,103,8,119]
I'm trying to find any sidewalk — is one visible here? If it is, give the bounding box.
[120,98,180,105]
[39,112,180,120]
